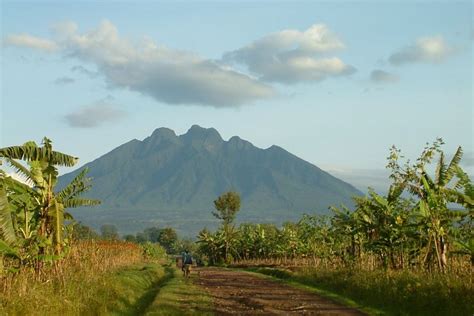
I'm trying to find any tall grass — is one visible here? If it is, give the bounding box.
[249,256,473,316]
[0,241,143,314]
[94,263,168,315]
[297,268,472,315]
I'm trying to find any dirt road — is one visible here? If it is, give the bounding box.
[194,267,365,315]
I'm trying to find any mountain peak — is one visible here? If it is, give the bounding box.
[143,127,179,150]
[267,144,284,152]
[228,136,253,149]
[186,125,221,136]
[59,125,362,236]
[150,127,177,139]
[181,125,223,149]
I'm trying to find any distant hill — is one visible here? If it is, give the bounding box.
[59,125,362,236]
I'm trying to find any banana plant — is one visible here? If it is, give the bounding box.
[0,171,23,272]
[387,140,471,270]
[330,204,362,264]
[0,138,100,259]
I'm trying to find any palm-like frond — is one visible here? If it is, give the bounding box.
[0,141,78,167]
[444,146,463,185]
[48,199,64,252]
[0,240,19,258]
[3,176,36,196]
[370,190,389,208]
[421,171,435,191]
[434,152,446,186]
[57,168,101,210]
[452,238,474,256]
[445,189,474,209]
[0,180,17,245]
[28,161,48,190]
[444,209,469,219]
[387,183,404,204]
[63,198,100,209]
[57,168,91,201]
[406,182,423,198]
[64,211,74,220]
[454,166,473,195]
[4,158,33,184]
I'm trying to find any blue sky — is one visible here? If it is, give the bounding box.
[1,0,473,191]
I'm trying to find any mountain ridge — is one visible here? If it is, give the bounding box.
[60,125,362,236]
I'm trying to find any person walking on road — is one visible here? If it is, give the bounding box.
[182,249,193,278]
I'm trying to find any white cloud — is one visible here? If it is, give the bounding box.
[3,33,58,52]
[370,69,399,84]
[223,24,355,84]
[389,36,454,65]
[64,99,127,128]
[5,20,274,107]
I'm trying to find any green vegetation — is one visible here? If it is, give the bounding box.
[0,238,211,315]
[0,139,210,315]
[71,221,100,240]
[99,263,170,315]
[198,139,473,314]
[244,267,382,315]
[144,267,213,315]
[0,240,144,314]
[101,224,120,240]
[199,139,472,270]
[0,138,99,271]
[202,191,241,264]
[251,267,472,316]
[124,226,179,253]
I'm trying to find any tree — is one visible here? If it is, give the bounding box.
[212,191,241,263]
[71,222,99,240]
[158,227,177,253]
[100,224,118,240]
[124,234,137,243]
[387,138,472,270]
[350,186,414,269]
[143,227,161,243]
[213,191,241,227]
[136,232,147,243]
[330,204,361,265]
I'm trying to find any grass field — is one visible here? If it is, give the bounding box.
[0,241,144,314]
[97,263,168,315]
[249,266,474,316]
[144,267,213,315]
[0,241,215,315]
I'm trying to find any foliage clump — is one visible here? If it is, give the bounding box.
[198,191,241,264]
[0,138,100,272]
[199,139,473,271]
